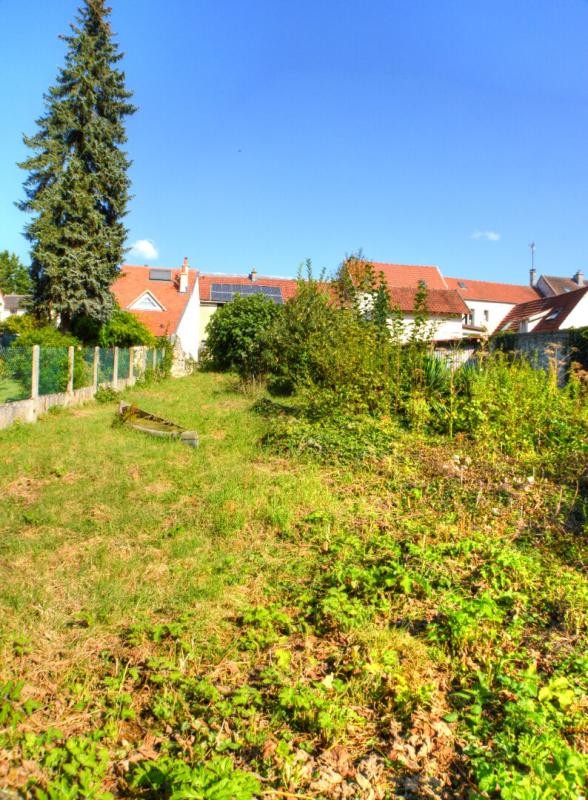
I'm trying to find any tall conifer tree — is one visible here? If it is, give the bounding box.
[19,0,136,330]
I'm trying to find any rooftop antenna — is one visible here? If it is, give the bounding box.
[529,242,537,287]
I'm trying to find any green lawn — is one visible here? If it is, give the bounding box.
[0,372,586,799]
[0,373,330,645]
[0,378,27,403]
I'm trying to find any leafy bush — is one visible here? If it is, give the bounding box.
[98,310,155,347]
[14,325,79,348]
[94,386,120,404]
[204,293,281,381]
[0,313,37,343]
[263,414,400,462]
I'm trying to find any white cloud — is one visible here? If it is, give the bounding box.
[471,230,501,242]
[129,239,159,260]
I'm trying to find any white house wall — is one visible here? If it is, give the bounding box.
[463,299,517,333]
[175,280,201,361]
[561,293,588,329]
[388,315,463,342]
[536,276,555,297]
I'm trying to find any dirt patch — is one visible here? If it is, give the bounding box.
[5,476,47,505]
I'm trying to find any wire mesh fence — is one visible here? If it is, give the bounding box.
[0,346,31,403]
[0,345,159,406]
[98,348,114,385]
[117,348,130,381]
[38,346,70,396]
[78,347,96,389]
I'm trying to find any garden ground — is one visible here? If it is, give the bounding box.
[0,373,586,798]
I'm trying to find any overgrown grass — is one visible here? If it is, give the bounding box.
[1,373,586,799]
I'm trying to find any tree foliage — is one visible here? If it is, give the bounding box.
[98,309,155,347]
[204,294,281,381]
[18,0,136,331]
[0,251,32,295]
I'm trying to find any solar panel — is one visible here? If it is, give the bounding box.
[210,283,283,303]
[149,269,172,281]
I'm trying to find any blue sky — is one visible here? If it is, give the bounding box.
[1,0,588,283]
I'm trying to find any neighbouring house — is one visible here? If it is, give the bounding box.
[197,270,298,349]
[113,263,299,360]
[533,269,585,297]
[497,286,588,333]
[354,262,469,341]
[385,286,469,342]
[0,291,27,322]
[112,259,200,359]
[445,276,540,334]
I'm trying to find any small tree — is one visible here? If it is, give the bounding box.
[205,294,281,382]
[19,0,136,331]
[0,251,32,295]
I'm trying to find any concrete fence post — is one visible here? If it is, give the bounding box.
[93,347,100,389]
[31,345,40,399]
[113,347,119,388]
[152,348,157,370]
[67,347,74,394]
[129,347,134,381]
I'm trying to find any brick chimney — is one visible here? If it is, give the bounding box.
[179,257,189,293]
[249,267,257,282]
[572,269,585,287]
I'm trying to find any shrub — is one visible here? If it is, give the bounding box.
[98,309,155,347]
[15,325,79,348]
[266,271,335,395]
[204,293,281,381]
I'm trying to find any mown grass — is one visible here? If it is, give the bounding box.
[1,372,586,799]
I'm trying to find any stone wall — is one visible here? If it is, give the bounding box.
[492,330,571,383]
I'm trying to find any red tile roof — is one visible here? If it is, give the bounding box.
[371,262,448,289]
[389,287,469,316]
[498,286,588,333]
[112,264,196,337]
[446,277,539,304]
[198,273,299,302]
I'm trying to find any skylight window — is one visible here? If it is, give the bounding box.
[545,309,561,321]
[149,269,172,281]
[458,281,468,289]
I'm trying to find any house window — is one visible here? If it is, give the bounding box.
[129,291,165,311]
[483,309,489,323]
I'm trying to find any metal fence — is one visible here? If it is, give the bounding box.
[0,345,164,406]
